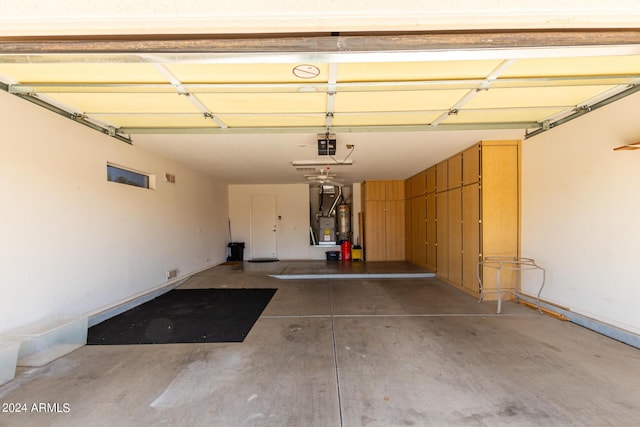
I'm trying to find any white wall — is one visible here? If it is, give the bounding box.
[228,184,336,260]
[2,1,639,36]
[0,91,229,333]
[521,91,640,335]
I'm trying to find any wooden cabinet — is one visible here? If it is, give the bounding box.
[448,187,462,285]
[426,167,436,194]
[405,165,437,271]
[462,144,480,185]
[478,141,520,296]
[426,191,437,271]
[385,200,405,260]
[411,196,427,267]
[448,153,463,189]
[438,140,520,299]
[385,180,405,201]
[404,184,412,262]
[410,171,426,198]
[462,183,480,292]
[436,160,448,192]
[436,190,448,278]
[364,200,387,261]
[364,180,387,201]
[362,180,405,261]
[404,140,520,299]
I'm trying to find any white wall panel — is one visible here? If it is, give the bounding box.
[522,91,640,335]
[229,184,336,260]
[0,90,229,333]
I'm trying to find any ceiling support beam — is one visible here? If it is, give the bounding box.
[119,121,540,135]
[3,30,640,55]
[152,64,228,129]
[431,59,516,126]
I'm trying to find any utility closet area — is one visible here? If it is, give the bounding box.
[303,133,354,250]
[309,183,352,246]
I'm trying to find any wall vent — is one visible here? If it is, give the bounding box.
[167,269,179,279]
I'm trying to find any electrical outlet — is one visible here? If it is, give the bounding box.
[167,269,178,279]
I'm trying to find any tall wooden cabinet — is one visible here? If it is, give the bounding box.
[362,180,405,261]
[406,165,437,270]
[404,179,412,263]
[405,140,520,299]
[425,167,437,271]
[407,171,426,267]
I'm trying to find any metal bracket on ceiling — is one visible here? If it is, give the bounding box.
[325,63,338,133]
[153,63,228,129]
[574,105,592,113]
[525,84,640,139]
[430,59,516,127]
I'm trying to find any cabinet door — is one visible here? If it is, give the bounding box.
[411,197,427,267]
[364,200,386,261]
[448,187,462,285]
[426,166,436,194]
[410,171,426,198]
[436,160,448,193]
[448,153,463,190]
[386,180,405,200]
[426,192,437,271]
[385,200,405,261]
[462,183,480,293]
[364,181,386,201]
[405,198,412,262]
[481,144,519,259]
[480,143,520,295]
[463,143,480,185]
[436,191,449,278]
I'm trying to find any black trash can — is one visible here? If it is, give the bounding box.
[326,250,340,261]
[228,242,245,261]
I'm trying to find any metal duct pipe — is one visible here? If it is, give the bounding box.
[328,186,342,217]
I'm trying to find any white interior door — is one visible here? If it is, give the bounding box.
[251,194,277,259]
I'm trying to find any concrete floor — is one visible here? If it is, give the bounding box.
[1,261,639,426]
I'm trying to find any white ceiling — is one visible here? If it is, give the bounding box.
[131,129,524,184]
[2,1,640,185]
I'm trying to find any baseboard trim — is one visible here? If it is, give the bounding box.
[517,293,639,349]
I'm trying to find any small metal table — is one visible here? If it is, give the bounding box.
[477,256,546,314]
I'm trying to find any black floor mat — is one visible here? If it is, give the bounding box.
[87,288,276,345]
